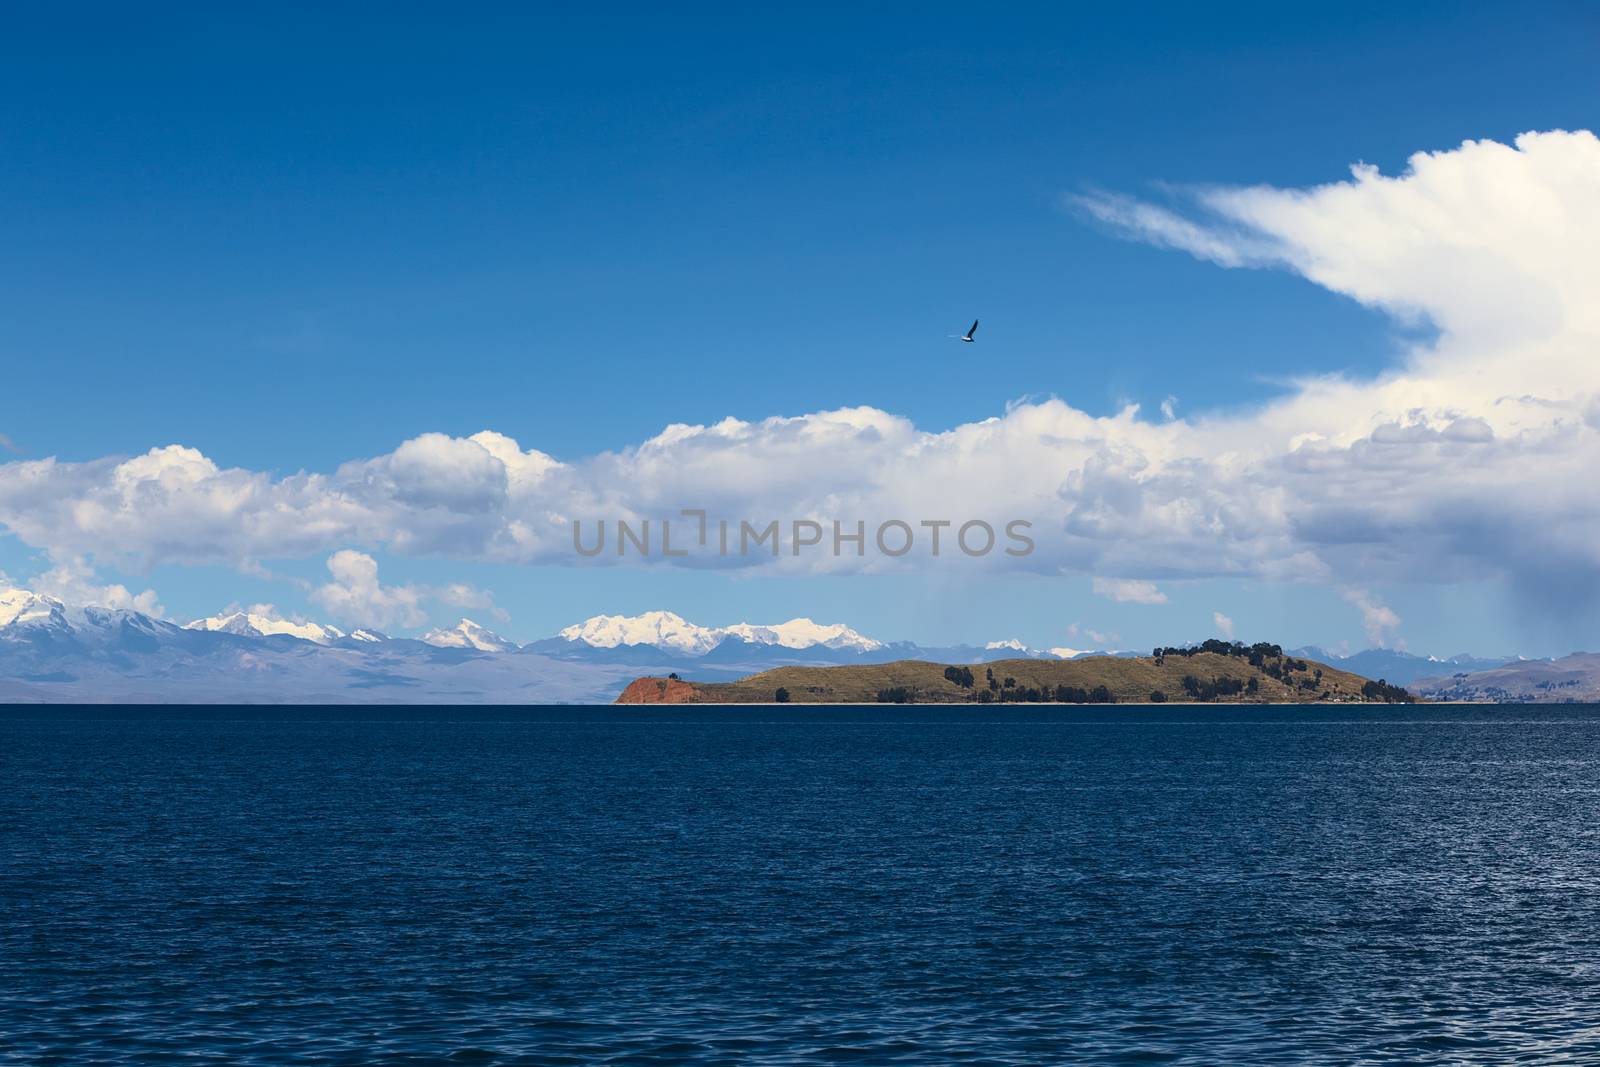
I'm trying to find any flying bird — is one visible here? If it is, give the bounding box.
[950,319,979,343]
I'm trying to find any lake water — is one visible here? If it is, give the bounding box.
[4,705,1600,1064]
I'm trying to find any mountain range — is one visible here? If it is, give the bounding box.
[1286,646,1518,687]
[0,595,1125,704]
[0,587,1533,703]
[1409,654,1600,703]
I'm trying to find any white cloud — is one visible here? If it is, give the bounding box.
[310,550,425,630]
[433,582,509,623]
[28,555,164,617]
[1073,189,1281,268]
[1212,611,1235,639]
[4,132,1600,621]
[1092,577,1168,604]
[1067,623,1115,646]
[1159,396,1178,421]
[1342,589,1402,648]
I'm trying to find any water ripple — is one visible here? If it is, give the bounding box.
[4,705,1600,1063]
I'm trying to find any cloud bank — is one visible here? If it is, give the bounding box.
[4,131,1600,628]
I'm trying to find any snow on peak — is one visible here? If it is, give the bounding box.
[0,586,70,630]
[985,638,1029,652]
[558,611,724,655]
[184,609,346,644]
[558,611,882,655]
[1047,646,1094,659]
[349,629,387,643]
[721,618,884,652]
[421,618,517,652]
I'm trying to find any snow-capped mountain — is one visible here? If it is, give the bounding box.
[1,587,70,631]
[546,611,1141,665]
[1,586,190,655]
[720,618,884,652]
[2,584,1234,703]
[2,585,187,643]
[421,618,517,652]
[983,639,1135,660]
[556,611,882,656]
[184,610,347,644]
[0,585,644,704]
[557,611,725,655]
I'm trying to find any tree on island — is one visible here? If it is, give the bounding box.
[943,665,975,688]
[774,687,790,703]
[1361,678,1413,703]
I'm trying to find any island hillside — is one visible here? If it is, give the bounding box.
[614,640,1416,705]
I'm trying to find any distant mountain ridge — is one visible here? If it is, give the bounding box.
[1289,646,1519,686]
[541,611,1146,665]
[421,618,516,652]
[0,587,68,630]
[185,610,350,645]
[10,594,1134,665]
[0,586,1520,704]
[0,588,643,704]
[0,591,968,703]
[1411,653,1600,703]
[554,611,884,655]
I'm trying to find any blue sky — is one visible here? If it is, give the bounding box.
[3,4,1599,655]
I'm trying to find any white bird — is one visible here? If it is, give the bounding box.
[949,319,979,343]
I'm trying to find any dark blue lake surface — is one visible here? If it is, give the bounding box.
[5,705,1600,1064]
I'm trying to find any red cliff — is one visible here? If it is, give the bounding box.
[615,676,704,704]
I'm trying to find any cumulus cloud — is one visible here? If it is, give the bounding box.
[1212,612,1235,640]
[1075,130,1598,348]
[1342,589,1403,648]
[1093,577,1168,604]
[4,131,1600,622]
[433,582,509,622]
[310,550,426,629]
[1068,623,1116,646]
[28,555,164,617]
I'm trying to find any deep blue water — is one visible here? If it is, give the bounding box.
[5,705,1600,1064]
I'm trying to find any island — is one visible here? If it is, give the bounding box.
[615,640,1417,705]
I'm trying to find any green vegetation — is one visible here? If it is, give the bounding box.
[1361,678,1415,703]
[943,665,975,688]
